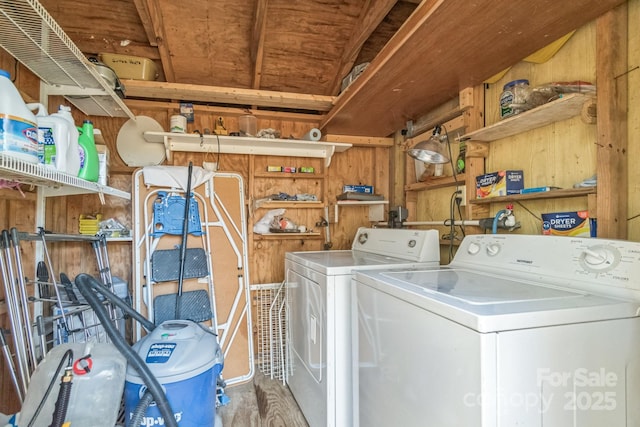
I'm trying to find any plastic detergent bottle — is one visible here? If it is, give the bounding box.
[77,120,99,182]
[28,103,80,175]
[52,105,81,176]
[0,69,39,163]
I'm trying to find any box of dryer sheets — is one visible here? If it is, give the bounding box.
[542,211,596,237]
[343,185,374,194]
[475,170,524,199]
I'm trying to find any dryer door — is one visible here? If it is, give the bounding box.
[286,268,326,427]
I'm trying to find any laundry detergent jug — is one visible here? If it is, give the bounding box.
[77,120,99,182]
[0,69,38,163]
[28,103,80,175]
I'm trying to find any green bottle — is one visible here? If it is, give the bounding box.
[77,120,99,182]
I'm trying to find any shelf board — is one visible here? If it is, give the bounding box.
[253,232,322,240]
[0,154,130,200]
[460,94,593,142]
[256,201,324,209]
[405,174,465,192]
[469,187,596,204]
[334,200,389,223]
[253,172,322,179]
[336,200,388,206]
[144,132,351,167]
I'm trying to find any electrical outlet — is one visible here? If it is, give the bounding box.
[456,185,467,206]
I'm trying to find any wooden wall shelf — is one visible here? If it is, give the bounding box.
[253,232,322,240]
[460,94,593,142]
[255,201,324,209]
[469,187,596,204]
[405,174,466,192]
[144,132,351,167]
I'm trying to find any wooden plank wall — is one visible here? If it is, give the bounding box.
[0,46,389,409]
[484,21,599,236]
[627,0,640,241]
[406,10,640,244]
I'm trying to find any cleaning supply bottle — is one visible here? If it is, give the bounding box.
[52,105,81,176]
[28,103,80,175]
[0,69,38,163]
[77,120,99,182]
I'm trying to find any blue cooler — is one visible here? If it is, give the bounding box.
[124,320,223,426]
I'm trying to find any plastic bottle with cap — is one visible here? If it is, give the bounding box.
[0,69,39,163]
[28,103,81,175]
[77,120,99,182]
[52,105,81,176]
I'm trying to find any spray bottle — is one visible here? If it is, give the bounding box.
[77,120,99,182]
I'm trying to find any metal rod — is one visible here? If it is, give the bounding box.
[1,230,29,394]
[0,328,23,403]
[10,228,38,372]
[376,220,481,227]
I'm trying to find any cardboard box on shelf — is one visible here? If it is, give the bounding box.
[542,211,596,237]
[476,170,523,198]
[343,185,374,194]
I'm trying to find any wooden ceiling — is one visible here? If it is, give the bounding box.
[37,0,627,136]
[39,0,417,97]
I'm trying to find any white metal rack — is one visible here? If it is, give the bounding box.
[0,0,135,119]
[0,153,130,200]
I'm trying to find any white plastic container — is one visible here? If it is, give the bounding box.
[0,69,38,163]
[18,342,127,427]
[28,103,81,175]
[52,105,81,176]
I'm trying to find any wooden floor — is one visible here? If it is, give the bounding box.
[219,371,309,427]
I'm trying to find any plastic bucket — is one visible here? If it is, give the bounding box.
[124,320,223,427]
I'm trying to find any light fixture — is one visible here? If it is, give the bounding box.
[407,124,450,164]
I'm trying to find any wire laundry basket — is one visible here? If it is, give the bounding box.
[253,281,289,383]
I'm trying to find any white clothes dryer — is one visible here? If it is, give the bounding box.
[285,227,441,427]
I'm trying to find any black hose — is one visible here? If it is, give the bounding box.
[49,368,73,427]
[25,350,73,427]
[74,274,178,427]
[129,389,154,427]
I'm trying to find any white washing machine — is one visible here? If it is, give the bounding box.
[285,227,441,427]
[353,234,640,427]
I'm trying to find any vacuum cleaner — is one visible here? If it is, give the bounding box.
[14,274,224,427]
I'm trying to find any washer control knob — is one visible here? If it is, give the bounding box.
[358,232,369,245]
[408,239,417,248]
[467,242,481,255]
[486,243,501,256]
[579,245,620,272]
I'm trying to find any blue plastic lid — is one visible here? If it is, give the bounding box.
[503,79,529,90]
[0,69,9,79]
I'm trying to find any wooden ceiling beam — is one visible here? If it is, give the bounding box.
[250,0,269,89]
[329,0,397,95]
[122,80,336,111]
[140,0,175,82]
[132,0,158,47]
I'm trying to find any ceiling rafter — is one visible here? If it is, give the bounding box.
[122,79,336,111]
[329,0,398,95]
[132,0,158,47]
[250,0,269,89]
[136,0,175,82]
